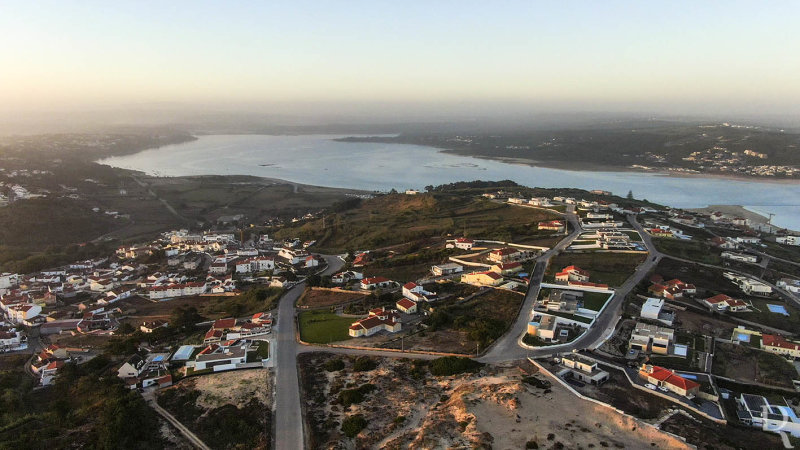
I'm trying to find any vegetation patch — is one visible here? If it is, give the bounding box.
[298,310,354,344]
[429,357,483,376]
[652,238,722,265]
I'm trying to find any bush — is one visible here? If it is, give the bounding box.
[353,356,378,372]
[323,358,345,372]
[341,414,367,438]
[337,384,376,407]
[429,357,483,376]
[338,389,364,407]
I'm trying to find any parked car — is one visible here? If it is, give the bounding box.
[645,383,657,390]
[658,386,669,393]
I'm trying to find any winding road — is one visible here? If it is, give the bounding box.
[272,208,665,448]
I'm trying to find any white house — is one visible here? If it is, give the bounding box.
[776,236,800,246]
[348,308,401,337]
[640,298,664,320]
[278,247,309,265]
[235,257,275,274]
[117,354,146,379]
[7,303,42,323]
[431,263,463,277]
[453,238,475,250]
[360,276,394,290]
[396,298,418,314]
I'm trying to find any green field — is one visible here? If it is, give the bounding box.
[624,231,643,242]
[298,310,354,344]
[581,292,613,311]
[731,298,800,332]
[547,252,646,287]
[652,237,722,265]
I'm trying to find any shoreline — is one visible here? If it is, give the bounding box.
[438,149,800,185]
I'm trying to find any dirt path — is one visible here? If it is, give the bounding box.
[143,390,212,450]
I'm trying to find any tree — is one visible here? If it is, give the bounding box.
[626,190,634,200]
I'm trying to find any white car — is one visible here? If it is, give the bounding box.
[658,386,670,393]
[644,383,657,390]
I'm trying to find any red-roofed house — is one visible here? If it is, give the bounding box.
[212,318,237,330]
[491,261,523,276]
[761,334,800,358]
[396,298,418,314]
[348,307,401,337]
[555,266,590,283]
[488,247,533,263]
[648,228,674,238]
[567,280,610,290]
[204,329,223,344]
[461,271,504,287]
[360,276,394,290]
[639,364,700,397]
[454,238,475,250]
[538,220,565,232]
[702,294,747,312]
[352,253,371,267]
[252,312,272,324]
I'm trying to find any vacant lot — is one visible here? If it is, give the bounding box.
[157,370,272,449]
[297,288,370,308]
[652,258,739,297]
[712,342,797,389]
[652,237,722,265]
[298,310,354,344]
[351,288,525,354]
[547,252,646,287]
[660,410,784,450]
[673,309,737,338]
[298,353,688,449]
[582,291,613,311]
[731,297,800,332]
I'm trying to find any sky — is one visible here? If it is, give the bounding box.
[1,1,799,118]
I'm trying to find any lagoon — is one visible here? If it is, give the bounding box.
[98,134,800,230]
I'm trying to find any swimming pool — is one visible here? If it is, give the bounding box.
[767,304,789,316]
[737,333,751,342]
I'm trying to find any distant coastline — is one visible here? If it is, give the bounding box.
[335,135,800,184]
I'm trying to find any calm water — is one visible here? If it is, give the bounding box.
[98,134,800,230]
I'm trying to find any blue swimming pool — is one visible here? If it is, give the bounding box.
[737,333,751,342]
[767,304,789,316]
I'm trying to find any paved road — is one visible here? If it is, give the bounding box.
[274,254,344,450]
[480,213,662,363]
[479,206,582,362]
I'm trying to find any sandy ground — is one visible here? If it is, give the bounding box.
[191,369,272,409]
[688,205,768,224]
[300,354,689,449]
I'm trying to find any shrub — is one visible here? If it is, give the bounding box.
[341,414,367,438]
[353,356,378,372]
[338,389,364,407]
[323,358,345,372]
[429,357,483,376]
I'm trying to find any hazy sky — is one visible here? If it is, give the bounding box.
[2,1,799,115]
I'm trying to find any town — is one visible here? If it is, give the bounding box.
[1,178,800,449]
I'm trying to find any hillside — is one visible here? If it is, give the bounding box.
[275,192,561,251]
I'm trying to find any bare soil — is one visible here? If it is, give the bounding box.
[297,288,370,309]
[299,353,689,449]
